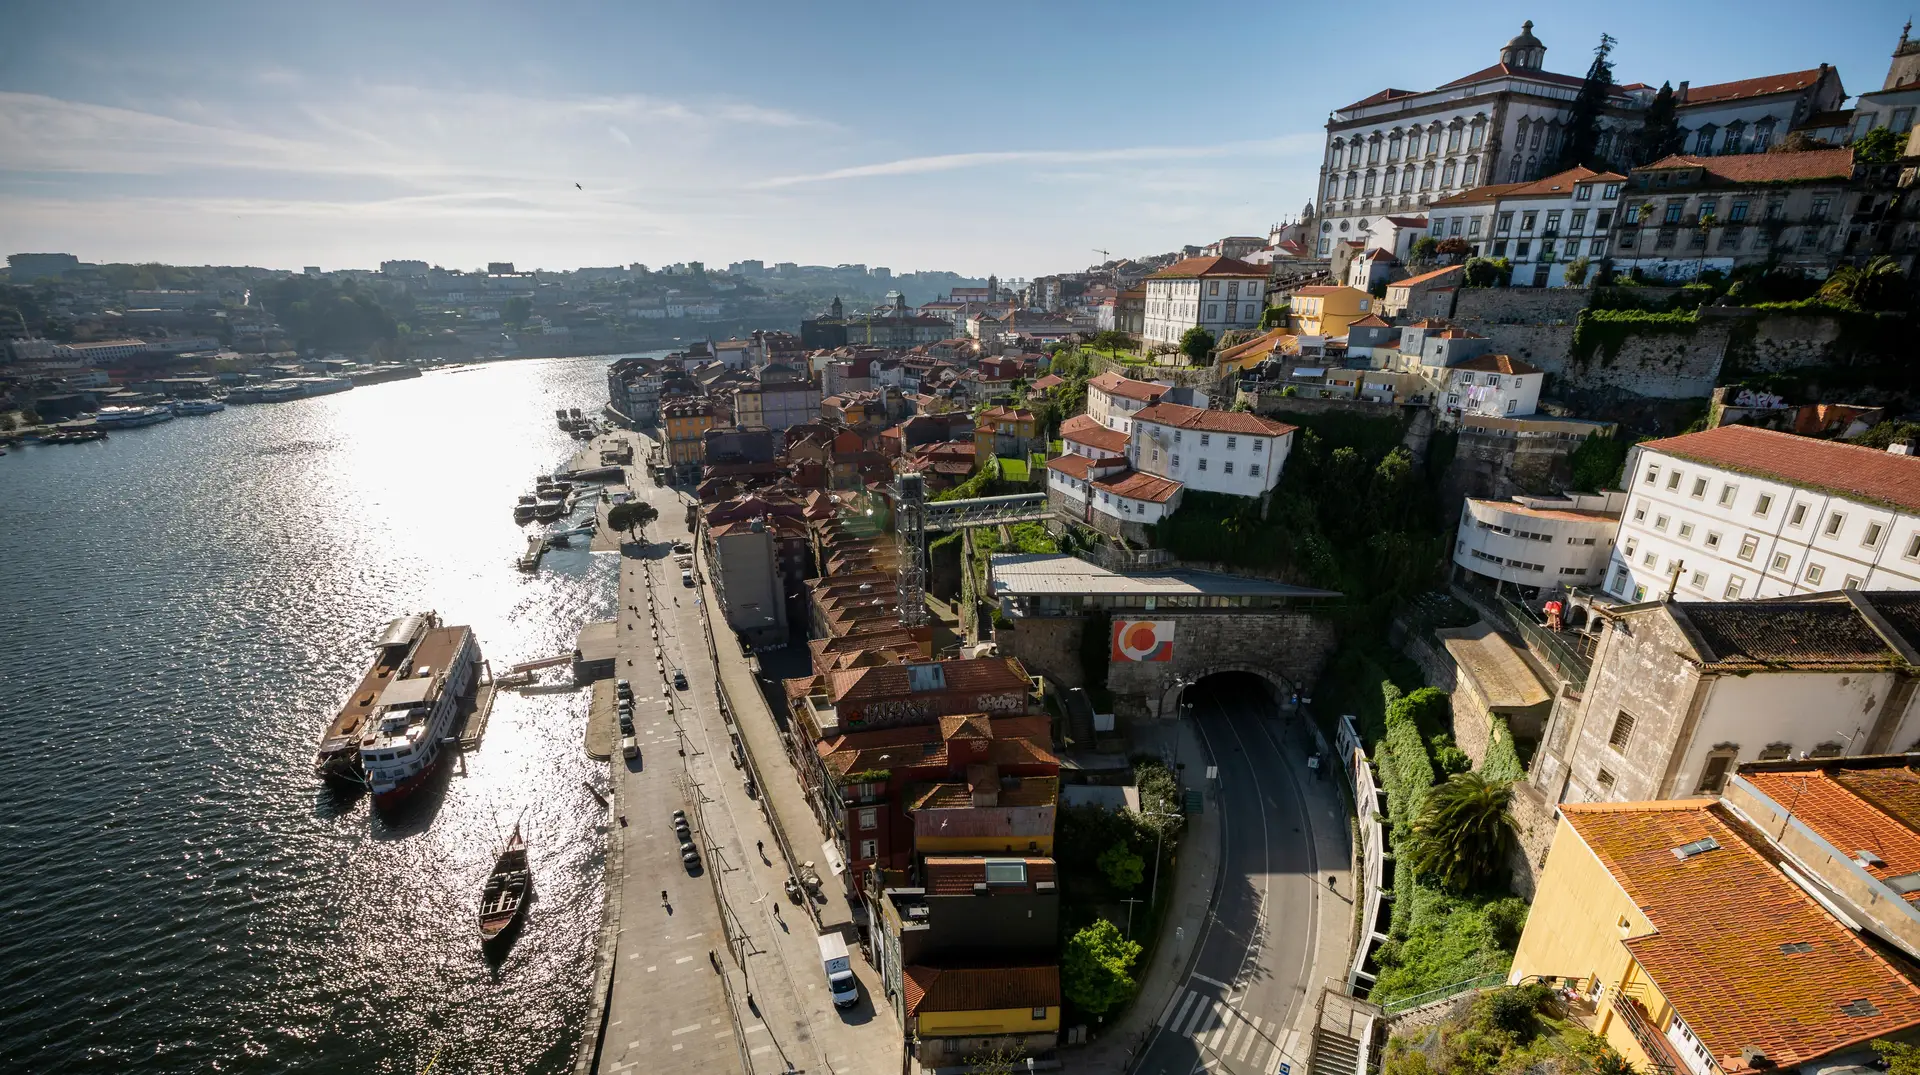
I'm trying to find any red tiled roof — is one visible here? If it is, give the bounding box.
[1505,165,1628,197]
[1362,247,1397,261]
[1392,265,1464,289]
[921,856,1058,895]
[1438,62,1594,92]
[1563,800,1920,1073]
[1682,68,1828,106]
[1638,149,1854,185]
[1087,370,1170,403]
[1742,767,1920,902]
[1340,87,1418,110]
[1092,470,1183,504]
[1449,354,1542,376]
[1147,255,1267,279]
[903,965,1060,1016]
[1427,182,1529,208]
[1642,425,1920,513]
[1060,414,1130,454]
[1045,454,1098,481]
[822,656,1032,704]
[1030,374,1065,390]
[1132,401,1297,438]
[1292,285,1361,296]
[1348,314,1389,328]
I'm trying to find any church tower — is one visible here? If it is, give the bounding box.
[988,274,999,302]
[829,296,843,320]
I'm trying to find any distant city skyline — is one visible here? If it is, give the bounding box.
[0,0,1908,277]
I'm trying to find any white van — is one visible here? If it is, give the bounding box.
[621,735,639,760]
[816,932,859,1008]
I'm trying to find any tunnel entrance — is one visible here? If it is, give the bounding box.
[1159,665,1296,721]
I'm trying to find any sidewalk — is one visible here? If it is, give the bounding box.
[1067,718,1221,1072]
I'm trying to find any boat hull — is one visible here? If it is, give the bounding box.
[369,756,443,811]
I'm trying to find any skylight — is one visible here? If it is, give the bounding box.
[1671,837,1721,860]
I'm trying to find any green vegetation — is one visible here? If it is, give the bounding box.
[1564,430,1636,492]
[1178,326,1216,364]
[931,456,1002,501]
[501,295,532,326]
[1856,126,1903,164]
[1383,985,1633,1075]
[1480,718,1527,784]
[1410,237,1439,264]
[1568,307,1699,364]
[606,500,659,540]
[1554,35,1615,171]
[1260,304,1291,329]
[255,274,401,354]
[1097,842,1145,890]
[1632,82,1683,165]
[1463,257,1511,289]
[1062,919,1141,1015]
[996,456,1031,483]
[1409,773,1519,895]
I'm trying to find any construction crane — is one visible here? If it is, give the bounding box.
[1091,248,1112,264]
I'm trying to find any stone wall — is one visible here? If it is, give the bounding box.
[1004,614,1085,689]
[1088,354,1229,396]
[1451,287,1589,326]
[1439,430,1580,505]
[1249,393,1412,422]
[1102,610,1339,714]
[1045,487,1153,545]
[1505,780,1557,901]
[1451,287,1727,402]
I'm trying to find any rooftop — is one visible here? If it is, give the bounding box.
[1092,470,1183,504]
[989,553,1340,600]
[1641,425,1920,514]
[1147,256,1267,280]
[1449,353,1542,376]
[903,965,1060,1016]
[1059,414,1130,454]
[1682,67,1831,106]
[921,856,1058,895]
[1562,799,1920,1073]
[1740,761,1920,902]
[1087,370,1171,403]
[1636,148,1854,185]
[1391,264,1465,288]
[1653,591,1920,670]
[1132,401,1297,438]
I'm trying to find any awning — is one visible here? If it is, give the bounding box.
[821,840,847,876]
[1291,367,1326,378]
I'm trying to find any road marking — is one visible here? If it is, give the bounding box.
[1160,990,1188,1025]
[1168,990,1201,1031]
[751,1045,774,1055]
[745,1025,767,1035]
[671,1024,701,1035]
[714,1030,731,1039]
[1188,999,1223,1038]
[645,965,656,972]
[671,1043,683,1052]
[1222,1018,1247,1057]
[675,955,694,964]
[1191,971,1230,989]
[1239,1016,1265,1062]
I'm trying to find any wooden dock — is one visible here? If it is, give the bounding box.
[454,663,499,750]
[517,534,545,572]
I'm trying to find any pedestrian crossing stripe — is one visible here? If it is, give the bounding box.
[1158,987,1281,1070]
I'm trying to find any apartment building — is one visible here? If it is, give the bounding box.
[1125,403,1295,498]
[1085,371,1171,434]
[1425,167,1625,286]
[1140,256,1267,347]
[1613,149,1859,280]
[1436,354,1543,422]
[1606,426,1920,603]
[1453,491,1624,591]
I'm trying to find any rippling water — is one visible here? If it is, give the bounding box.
[0,356,645,1074]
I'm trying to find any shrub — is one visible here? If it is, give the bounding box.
[1480,717,1526,784]
[1097,842,1145,890]
[1062,919,1141,1014]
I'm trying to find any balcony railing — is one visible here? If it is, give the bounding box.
[1611,995,1687,1075]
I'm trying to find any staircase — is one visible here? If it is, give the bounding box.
[1311,987,1383,1075]
[1311,1025,1363,1075]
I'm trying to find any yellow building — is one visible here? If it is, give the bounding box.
[661,398,716,482]
[1288,285,1373,338]
[904,964,1059,1065]
[1512,800,1920,1075]
[974,406,1040,459]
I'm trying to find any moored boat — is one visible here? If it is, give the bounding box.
[171,398,226,416]
[315,613,438,781]
[359,624,482,810]
[533,500,566,522]
[479,824,532,943]
[93,404,176,429]
[513,495,537,523]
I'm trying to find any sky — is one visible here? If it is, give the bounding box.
[0,1,1909,278]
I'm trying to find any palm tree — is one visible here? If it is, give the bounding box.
[1408,771,1518,893]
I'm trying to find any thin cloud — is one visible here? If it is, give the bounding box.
[751,135,1322,188]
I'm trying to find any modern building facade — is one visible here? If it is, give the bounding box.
[1453,491,1624,591]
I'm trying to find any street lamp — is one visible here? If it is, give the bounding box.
[1141,808,1181,912]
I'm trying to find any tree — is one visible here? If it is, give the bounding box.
[1061,919,1141,1014]
[1556,35,1616,171]
[1409,236,1440,264]
[1436,237,1471,258]
[1089,329,1133,352]
[1462,257,1509,289]
[1632,82,1683,165]
[1856,125,1903,165]
[1097,841,1145,890]
[1178,326,1215,364]
[1819,255,1909,310]
[1874,1039,1920,1075]
[606,500,659,541]
[502,296,533,326]
[1407,771,1518,894]
[1563,255,1593,286]
[1567,431,1634,491]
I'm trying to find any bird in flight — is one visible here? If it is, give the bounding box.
[575,182,583,190]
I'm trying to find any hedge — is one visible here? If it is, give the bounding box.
[1480,716,1526,785]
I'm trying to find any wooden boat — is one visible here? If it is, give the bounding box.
[480,824,531,942]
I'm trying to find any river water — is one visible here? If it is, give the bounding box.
[0,356,642,1073]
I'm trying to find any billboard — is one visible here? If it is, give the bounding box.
[1111,619,1175,662]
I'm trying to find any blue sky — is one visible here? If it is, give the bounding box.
[0,1,1907,277]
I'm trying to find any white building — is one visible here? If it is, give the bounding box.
[1045,445,1183,533]
[1140,256,1267,347]
[1673,65,1847,157]
[1059,414,1129,461]
[1454,491,1625,591]
[1316,22,1648,256]
[1605,425,1920,604]
[1425,166,1625,285]
[1126,403,1295,498]
[1085,371,1170,434]
[1438,354,1543,422]
[1851,26,1920,142]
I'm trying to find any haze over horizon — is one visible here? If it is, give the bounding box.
[0,0,1907,277]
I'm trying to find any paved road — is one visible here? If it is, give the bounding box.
[1134,676,1335,1075]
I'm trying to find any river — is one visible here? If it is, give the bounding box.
[0,356,644,1073]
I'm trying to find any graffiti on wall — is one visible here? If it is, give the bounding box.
[1112,620,1175,662]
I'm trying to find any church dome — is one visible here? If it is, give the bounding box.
[1499,20,1546,69]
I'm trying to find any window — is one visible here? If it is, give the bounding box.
[1665,201,1685,224]
[1197,459,1207,471]
[1729,199,1749,222]
[1033,1006,1048,1020]
[1655,514,1670,531]
[1173,430,1182,443]
[1665,471,1681,491]
[1576,184,1593,202]
[1846,575,1865,589]
[1596,210,1613,230]
[1609,711,1637,750]
[1642,551,1658,567]
[1624,538,1638,557]
[1697,752,1736,794]
[1790,503,1808,527]
[1207,304,1218,319]
[1252,439,1263,452]
[857,807,878,830]
[1225,436,1237,450]
[1545,210,1564,234]
[1643,465,1659,485]
[1497,211,1514,233]
[1516,240,1531,258]
[1758,743,1791,761]
[1805,563,1825,585]
[859,839,878,858]
[1249,464,1261,477]
[1810,196,1831,223]
[1772,552,1791,572]
[1199,433,1210,447]
[1209,281,1220,295]
[1826,512,1846,537]
[1718,483,1738,507]
[1596,768,1617,790]
[1724,577,1744,599]
[1866,522,1885,547]
[1704,531,1721,550]
[1571,209,1588,231]
[1170,455,1179,468]
[1678,522,1694,539]
[1738,534,1758,561]
[1754,493,1772,516]
[1690,570,1708,589]
[1691,477,1708,499]
[1603,183,1620,199]
[1907,534,1920,560]
[1522,211,1538,231]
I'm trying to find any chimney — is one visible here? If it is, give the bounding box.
[1677,80,1690,101]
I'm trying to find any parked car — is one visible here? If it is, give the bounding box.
[681,568,694,587]
[673,669,688,690]
[672,540,691,554]
[622,736,639,760]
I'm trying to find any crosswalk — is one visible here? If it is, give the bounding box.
[1157,985,1287,1073]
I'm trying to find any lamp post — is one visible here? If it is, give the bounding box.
[1142,808,1180,912]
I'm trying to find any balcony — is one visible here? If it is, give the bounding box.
[1611,994,1690,1075]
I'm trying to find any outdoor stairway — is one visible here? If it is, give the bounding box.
[1311,1025,1364,1075]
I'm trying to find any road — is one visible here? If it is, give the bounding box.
[1133,675,1339,1075]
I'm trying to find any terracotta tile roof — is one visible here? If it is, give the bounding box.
[823,656,1032,704]
[1361,247,1397,261]
[903,965,1060,1016]
[1384,215,1429,227]
[1641,425,1920,513]
[1837,764,1920,832]
[1030,374,1065,390]
[908,775,1060,811]
[1340,87,1418,110]
[1504,165,1628,197]
[1563,800,1920,1072]
[1216,327,1289,364]
[1448,354,1541,376]
[921,856,1058,895]
[1683,68,1829,106]
[1427,181,1529,208]
[1087,370,1171,403]
[1292,285,1359,297]
[1045,455,1097,481]
[1092,470,1183,504]
[1147,255,1266,279]
[1132,401,1297,438]
[1389,265,1463,289]
[1438,62,1595,92]
[1348,314,1390,328]
[1637,149,1854,185]
[1742,766,1920,901]
[1060,414,1130,454]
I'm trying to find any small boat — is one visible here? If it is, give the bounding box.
[533,501,566,522]
[480,824,532,943]
[171,399,227,416]
[513,495,537,523]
